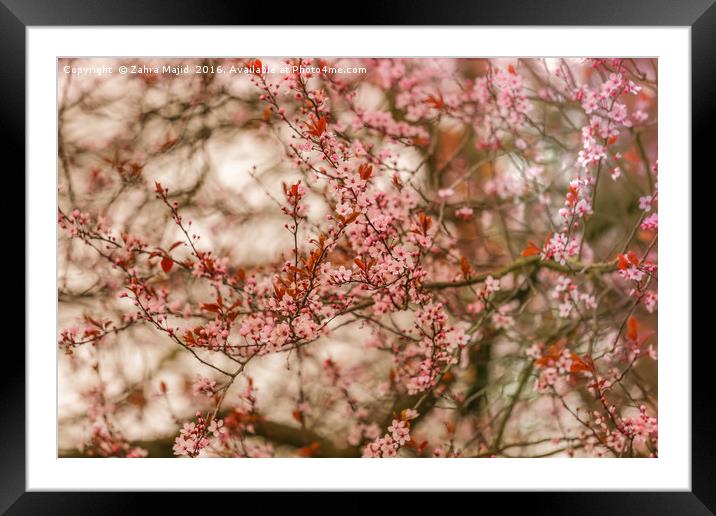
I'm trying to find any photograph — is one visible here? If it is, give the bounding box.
[57,56,658,459]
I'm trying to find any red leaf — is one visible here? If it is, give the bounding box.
[273,282,285,300]
[160,256,174,273]
[201,303,221,313]
[626,316,639,341]
[618,252,640,270]
[618,254,630,270]
[83,314,104,328]
[624,148,640,163]
[306,117,327,137]
[298,442,321,457]
[418,212,432,234]
[424,93,445,109]
[569,353,591,373]
[263,106,273,122]
[460,256,470,278]
[521,241,541,257]
[343,211,361,225]
[508,64,517,75]
[358,163,373,180]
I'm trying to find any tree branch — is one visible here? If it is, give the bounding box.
[424,256,618,290]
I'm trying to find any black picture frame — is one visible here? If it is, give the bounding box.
[5,1,710,513]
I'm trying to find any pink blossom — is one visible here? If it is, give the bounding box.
[191,376,216,397]
[641,213,658,231]
[639,195,653,212]
[455,206,474,220]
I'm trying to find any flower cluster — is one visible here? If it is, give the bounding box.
[362,414,416,458]
[542,233,580,265]
[399,303,469,395]
[77,386,147,458]
[550,276,597,319]
[527,341,592,393]
[173,412,225,458]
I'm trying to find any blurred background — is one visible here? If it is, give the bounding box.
[58,57,657,457]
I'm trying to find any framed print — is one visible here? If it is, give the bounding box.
[5,0,712,513]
